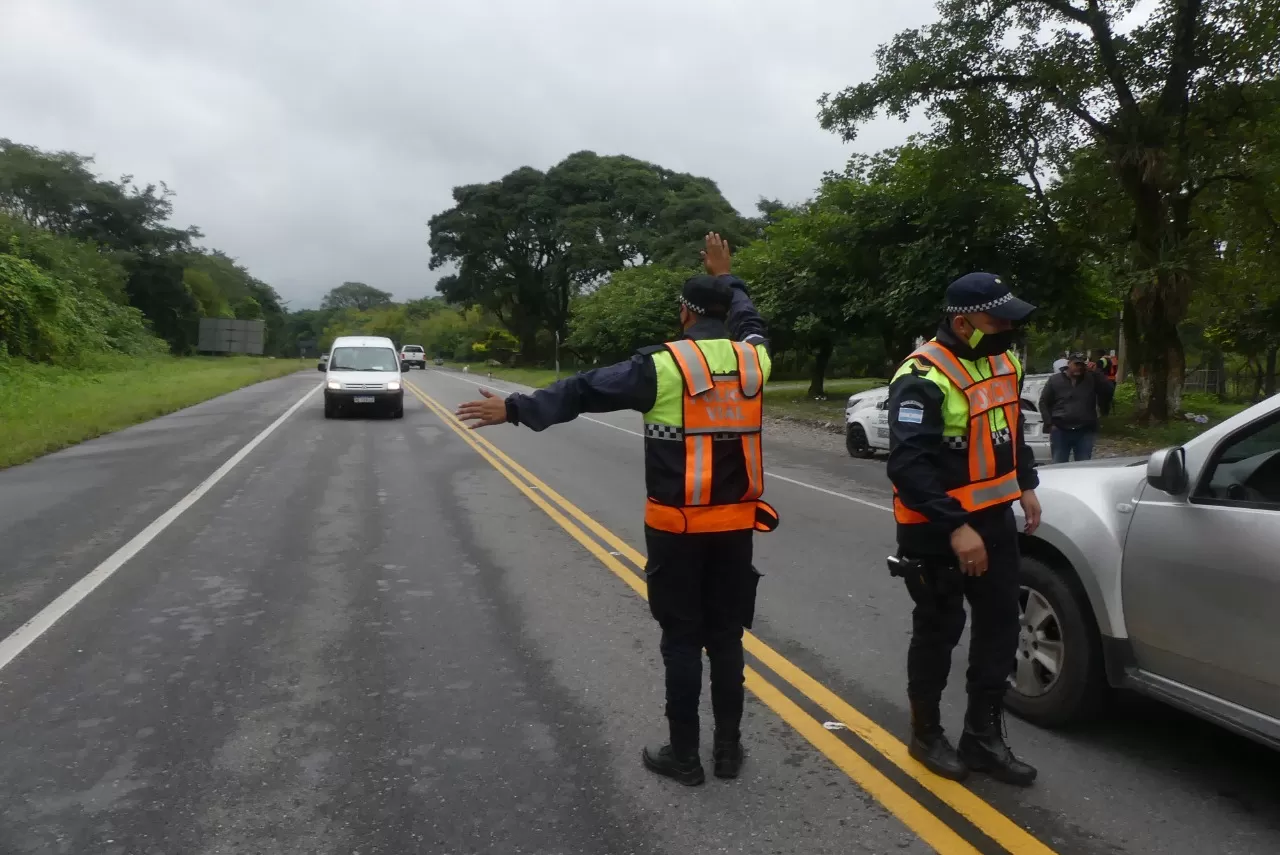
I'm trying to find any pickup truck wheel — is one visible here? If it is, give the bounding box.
[1005,555,1109,727]
[845,424,875,459]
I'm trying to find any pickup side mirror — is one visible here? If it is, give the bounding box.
[317,363,326,373]
[1146,447,1189,495]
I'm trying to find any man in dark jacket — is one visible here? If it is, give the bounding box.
[1038,352,1115,462]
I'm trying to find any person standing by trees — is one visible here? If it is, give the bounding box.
[454,234,776,786]
[1039,352,1115,463]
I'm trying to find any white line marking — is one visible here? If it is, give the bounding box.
[0,382,322,673]
[766,472,893,512]
[427,369,894,513]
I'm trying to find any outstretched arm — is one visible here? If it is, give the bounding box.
[455,355,657,431]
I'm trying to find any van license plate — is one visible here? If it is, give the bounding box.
[353,396,375,404]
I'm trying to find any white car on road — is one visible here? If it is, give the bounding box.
[844,375,1051,463]
[400,344,427,369]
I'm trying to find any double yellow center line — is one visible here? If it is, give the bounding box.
[405,380,1057,855]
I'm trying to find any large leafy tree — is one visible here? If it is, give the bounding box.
[737,139,1082,394]
[819,0,1280,420]
[568,265,686,363]
[0,139,197,255]
[320,281,393,312]
[428,151,747,362]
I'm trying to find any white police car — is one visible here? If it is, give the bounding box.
[844,386,892,458]
[844,379,1051,463]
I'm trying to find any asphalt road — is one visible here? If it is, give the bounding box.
[0,368,1276,854]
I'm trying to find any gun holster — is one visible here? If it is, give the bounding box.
[887,553,962,605]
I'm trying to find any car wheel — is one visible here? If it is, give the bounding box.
[845,424,874,459]
[1005,555,1109,727]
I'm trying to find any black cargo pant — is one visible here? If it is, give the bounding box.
[901,506,1020,705]
[644,526,760,754]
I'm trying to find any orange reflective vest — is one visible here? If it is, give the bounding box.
[893,341,1023,525]
[643,339,779,535]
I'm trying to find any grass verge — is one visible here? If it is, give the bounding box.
[0,355,308,469]
[1097,388,1251,455]
[441,362,563,389]
[763,379,888,424]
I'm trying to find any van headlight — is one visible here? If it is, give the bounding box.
[385,380,401,391]
[327,380,343,390]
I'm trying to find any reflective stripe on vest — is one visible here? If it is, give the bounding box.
[646,338,771,534]
[893,340,1023,524]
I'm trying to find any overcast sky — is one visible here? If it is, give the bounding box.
[1,0,935,308]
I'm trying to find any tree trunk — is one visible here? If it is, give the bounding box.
[1123,171,1192,423]
[517,327,539,365]
[807,339,833,398]
[1212,349,1227,402]
[1266,346,1278,399]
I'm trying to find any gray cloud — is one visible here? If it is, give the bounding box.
[1,0,933,307]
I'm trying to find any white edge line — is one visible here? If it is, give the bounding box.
[427,369,893,513]
[0,381,322,673]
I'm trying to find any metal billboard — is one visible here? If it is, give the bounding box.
[197,318,266,355]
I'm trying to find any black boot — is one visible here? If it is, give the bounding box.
[642,743,705,786]
[712,731,744,779]
[908,699,968,781]
[958,693,1037,787]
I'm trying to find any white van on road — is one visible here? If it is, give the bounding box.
[322,336,406,419]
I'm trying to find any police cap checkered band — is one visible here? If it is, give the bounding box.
[944,292,1016,314]
[679,295,706,315]
[944,272,1036,322]
[681,274,732,319]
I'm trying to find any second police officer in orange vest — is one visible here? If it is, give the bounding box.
[456,234,776,787]
[886,273,1043,787]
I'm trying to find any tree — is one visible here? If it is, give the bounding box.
[125,254,200,354]
[0,139,198,255]
[734,210,851,397]
[233,296,263,320]
[736,139,1080,394]
[819,0,1280,420]
[429,151,747,362]
[321,281,393,312]
[568,266,686,362]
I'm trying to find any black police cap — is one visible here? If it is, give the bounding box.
[944,272,1036,322]
[681,275,732,319]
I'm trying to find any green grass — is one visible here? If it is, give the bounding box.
[0,355,308,469]
[763,378,888,423]
[441,362,563,388]
[1098,387,1251,453]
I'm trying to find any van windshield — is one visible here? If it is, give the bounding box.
[329,346,398,372]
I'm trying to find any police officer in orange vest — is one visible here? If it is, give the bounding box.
[456,234,776,786]
[886,273,1042,787]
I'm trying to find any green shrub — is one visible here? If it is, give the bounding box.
[0,252,164,363]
